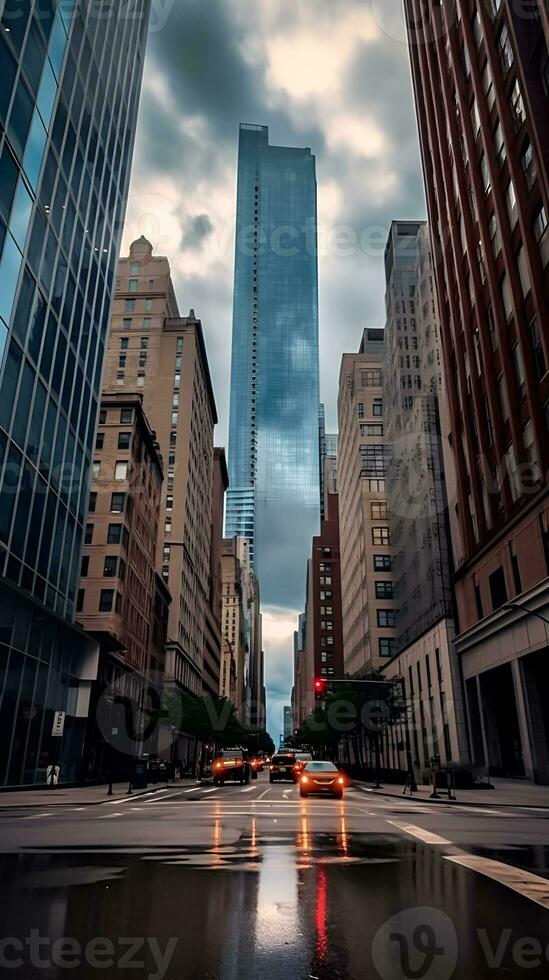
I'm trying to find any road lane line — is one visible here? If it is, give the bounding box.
[445,854,549,910]
[241,786,257,793]
[255,789,271,801]
[183,786,204,793]
[100,812,125,819]
[23,813,54,820]
[388,821,452,845]
[202,788,218,794]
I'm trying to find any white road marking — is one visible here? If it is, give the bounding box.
[388,821,452,845]
[100,812,125,819]
[445,854,549,910]
[202,788,218,794]
[183,786,204,794]
[255,789,271,801]
[24,813,54,820]
[241,786,257,793]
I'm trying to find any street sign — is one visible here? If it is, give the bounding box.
[52,711,66,737]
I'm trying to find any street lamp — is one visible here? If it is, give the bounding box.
[503,602,549,628]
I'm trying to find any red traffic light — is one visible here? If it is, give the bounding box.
[313,677,327,696]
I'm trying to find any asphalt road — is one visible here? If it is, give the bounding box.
[1,773,549,978]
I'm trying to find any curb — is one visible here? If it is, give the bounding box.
[354,784,549,811]
[0,783,184,810]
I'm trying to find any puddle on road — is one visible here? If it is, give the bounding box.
[1,833,549,978]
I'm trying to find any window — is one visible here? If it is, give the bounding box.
[123,318,132,330]
[125,299,135,313]
[529,317,547,380]
[130,262,140,275]
[372,527,391,546]
[145,298,153,312]
[510,78,526,130]
[107,524,122,545]
[99,590,114,613]
[103,556,117,578]
[110,493,125,514]
[372,399,383,417]
[480,154,490,194]
[489,566,508,611]
[374,555,392,572]
[120,409,133,425]
[118,432,131,450]
[361,423,384,437]
[361,369,382,387]
[534,204,548,243]
[357,402,364,418]
[379,638,397,658]
[521,140,535,191]
[360,445,390,478]
[129,278,138,293]
[377,610,397,628]
[88,492,97,514]
[115,461,128,481]
[85,524,93,545]
[92,462,100,479]
[143,317,151,329]
[375,582,393,600]
[81,556,89,577]
[371,502,388,521]
[497,23,514,73]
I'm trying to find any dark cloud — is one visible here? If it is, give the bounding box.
[180,214,215,250]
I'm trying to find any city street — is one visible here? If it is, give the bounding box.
[1,773,549,978]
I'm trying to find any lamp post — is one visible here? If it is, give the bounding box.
[503,602,549,628]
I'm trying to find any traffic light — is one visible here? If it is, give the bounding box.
[313,677,327,699]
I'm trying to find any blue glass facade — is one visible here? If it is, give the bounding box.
[227,124,320,608]
[0,0,150,784]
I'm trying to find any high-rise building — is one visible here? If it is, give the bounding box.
[77,391,166,778]
[380,222,470,772]
[220,536,256,719]
[0,1,150,785]
[283,705,293,741]
[405,0,549,781]
[226,124,320,607]
[338,329,397,676]
[319,403,338,520]
[104,238,218,700]
[203,448,229,698]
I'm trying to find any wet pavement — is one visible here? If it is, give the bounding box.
[1,776,549,978]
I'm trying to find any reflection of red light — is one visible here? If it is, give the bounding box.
[315,867,328,964]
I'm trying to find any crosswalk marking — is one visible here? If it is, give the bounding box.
[387,821,452,845]
[445,854,549,910]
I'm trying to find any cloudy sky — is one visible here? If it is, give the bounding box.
[122,0,426,741]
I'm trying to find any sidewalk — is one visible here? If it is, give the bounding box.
[0,780,186,808]
[356,777,549,809]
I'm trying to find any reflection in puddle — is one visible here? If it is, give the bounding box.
[1,834,549,978]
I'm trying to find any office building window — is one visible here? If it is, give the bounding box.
[372,527,391,546]
[85,524,93,545]
[372,399,383,417]
[379,638,397,658]
[108,525,123,545]
[377,610,397,628]
[489,566,508,611]
[81,556,89,578]
[118,432,131,450]
[371,502,388,520]
[375,581,393,599]
[115,462,128,481]
[103,557,117,578]
[374,555,392,571]
[99,590,114,613]
[110,493,126,514]
[88,492,97,513]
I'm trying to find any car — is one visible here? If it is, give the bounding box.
[292,751,313,780]
[299,761,346,799]
[212,747,250,785]
[269,752,296,783]
[250,756,264,773]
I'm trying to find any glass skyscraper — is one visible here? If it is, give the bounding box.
[0,0,150,785]
[226,124,320,609]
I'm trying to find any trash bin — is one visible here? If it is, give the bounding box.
[131,759,148,790]
[148,759,160,784]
